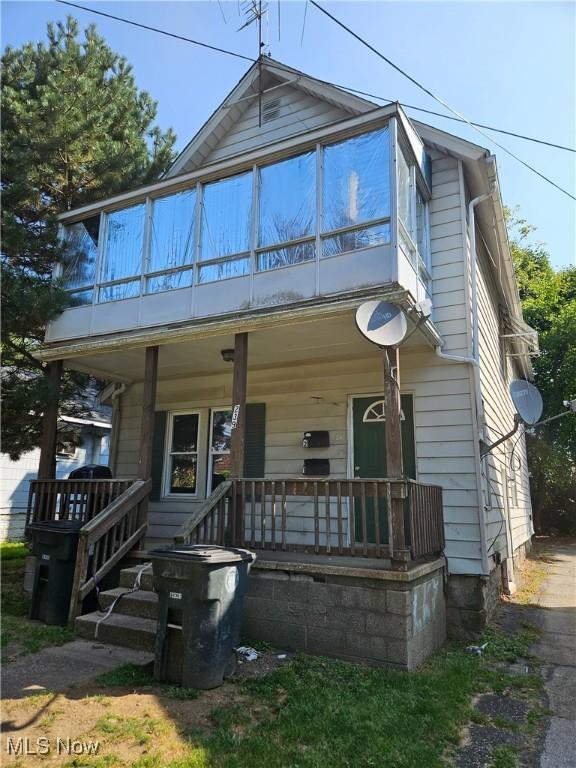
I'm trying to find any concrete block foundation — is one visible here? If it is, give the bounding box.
[241,556,447,670]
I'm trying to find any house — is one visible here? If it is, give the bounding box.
[1,383,111,542]
[28,58,537,667]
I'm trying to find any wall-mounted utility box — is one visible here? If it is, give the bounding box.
[302,459,330,476]
[302,431,330,448]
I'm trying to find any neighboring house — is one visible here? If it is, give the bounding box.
[30,59,537,664]
[1,404,111,542]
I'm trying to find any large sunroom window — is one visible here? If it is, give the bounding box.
[59,121,430,304]
[199,172,252,283]
[99,203,145,302]
[62,215,100,305]
[146,188,195,294]
[257,151,316,271]
[321,127,391,257]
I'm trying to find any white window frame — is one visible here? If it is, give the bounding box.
[163,410,201,498]
[206,407,233,496]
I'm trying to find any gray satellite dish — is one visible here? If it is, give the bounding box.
[510,380,543,425]
[355,300,408,347]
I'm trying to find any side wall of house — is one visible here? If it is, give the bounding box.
[475,238,534,564]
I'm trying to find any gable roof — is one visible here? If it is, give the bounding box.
[165,57,377,177]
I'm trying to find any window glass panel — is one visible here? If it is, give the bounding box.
[198,257,250,284]
[211,410,232,452]
[416,190,429,263]
[323,127,390,232]
[102,204,145,281]
[170,455,197,494]
[62,215,100,289]
[171,413,199,452]
[257,241,315,272]
[259,152,315,247]
[146,269,193,294]
[322,222,391,258]
[149,189,195,273]
[69,290,93,306]
[397,147,414,236]
[98,280,140,303]
[200,172,252,261]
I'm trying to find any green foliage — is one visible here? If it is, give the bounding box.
[96,663,155,688]
[507,208,576,533]
[1,17,176,459]
[0,542,29,560]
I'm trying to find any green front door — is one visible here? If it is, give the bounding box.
[352,394,416,544]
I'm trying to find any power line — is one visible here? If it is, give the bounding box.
[56,0,253,62]
[56,0,575,156]
[309,0,575,201]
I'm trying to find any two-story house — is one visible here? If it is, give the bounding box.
[29,59,537,668]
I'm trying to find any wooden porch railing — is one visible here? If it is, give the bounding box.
[68,479,152,623]
[26,479,134,529]
[174,478,444,565]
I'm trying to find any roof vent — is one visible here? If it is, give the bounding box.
[262,97,281,124]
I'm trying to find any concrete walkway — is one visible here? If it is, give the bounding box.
[1,639,153,700]
[530,541,576,768]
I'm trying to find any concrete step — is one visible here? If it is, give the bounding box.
[119,563,154,592]
[99,587,158,620]
[75,611,157,652]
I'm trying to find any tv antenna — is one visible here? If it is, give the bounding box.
[238,0,269,126]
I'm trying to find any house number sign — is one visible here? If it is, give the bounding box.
[231,404,240,430]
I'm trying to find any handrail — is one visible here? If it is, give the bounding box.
[68,478,151,623]
[174,481,232,545]
[174,477,445,565]
[26,478,134,528]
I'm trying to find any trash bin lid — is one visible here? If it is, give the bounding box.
[27,520,84,534]
[149,544,255,564]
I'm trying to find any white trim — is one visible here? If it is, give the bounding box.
[162,409,202,499]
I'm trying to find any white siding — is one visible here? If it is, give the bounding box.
[475,238,533,561]
[204,85,352,165]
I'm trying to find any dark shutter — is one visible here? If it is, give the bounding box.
[243,403,266,478]
[150,411,167,501]
[400,394,416,480]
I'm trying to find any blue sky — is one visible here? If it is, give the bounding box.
[2,1,574,268]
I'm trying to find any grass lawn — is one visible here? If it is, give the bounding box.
[1,541,75,660]
[1,630,543,768]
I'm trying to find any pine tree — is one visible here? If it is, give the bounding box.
[1,17,176,459]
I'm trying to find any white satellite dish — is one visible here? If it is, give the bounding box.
[510,380,543,425]
[355,300,408,347]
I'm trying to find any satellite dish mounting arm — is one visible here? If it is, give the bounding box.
[480,414,521,458]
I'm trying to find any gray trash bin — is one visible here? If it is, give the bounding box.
[149,545,256,690]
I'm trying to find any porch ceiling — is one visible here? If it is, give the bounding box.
[62,311,431,384]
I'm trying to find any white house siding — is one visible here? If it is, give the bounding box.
[203,84,353,166]
[0,432,109,542]
[114,346,482,573]
[475,238,533,562]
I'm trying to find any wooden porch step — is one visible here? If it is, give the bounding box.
[119,564,154,592]
[99,587,158,621]
[75,611,156,652]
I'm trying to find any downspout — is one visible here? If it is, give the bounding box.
[109,382,127,475]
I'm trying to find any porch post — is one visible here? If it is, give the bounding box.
[137,346,159,480]
[230,332,248,543]
[38,360,63,479]
[383,347,408,569]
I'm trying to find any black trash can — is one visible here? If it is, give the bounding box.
[28,520,84,625]
[67,465,113,480]
[67,465,113,520]
[149,545,256,690]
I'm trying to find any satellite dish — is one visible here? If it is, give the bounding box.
[510,380,543,425]
[355,300,408,347]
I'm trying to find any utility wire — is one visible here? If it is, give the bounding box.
[56,0,576,156]
[309,0,575,201]
[56,0,253,62]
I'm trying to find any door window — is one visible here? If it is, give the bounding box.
[208,409,233,493]
[164,412,199,495]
